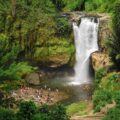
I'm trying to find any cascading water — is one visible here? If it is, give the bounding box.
[72,17,99,85]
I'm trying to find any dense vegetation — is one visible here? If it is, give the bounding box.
[0,95,69,120]
[0,0,120,120]
[107,1,120,66]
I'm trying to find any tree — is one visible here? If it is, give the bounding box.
[107,1,120,66]
[11,0,16,18]
[17,101,37,120]
[51,0,65,11]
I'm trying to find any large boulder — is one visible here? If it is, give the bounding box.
[25,72,41,85]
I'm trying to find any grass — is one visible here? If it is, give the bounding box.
[66,101,89,116]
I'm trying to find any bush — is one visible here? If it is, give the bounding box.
[102,107,120,120]
[107,1,120,66]
[51,0,65,11]
[0,34,35,81]
[17,101,37,120]
[93,90,112,112]
[55,17,71,37]
[99,73,120,91]
[114,92,120,108]
[95,68,107,88]
[64,0,85,11]
[50,104,69,120]
[85,0,116,12]
[32,114,51,120]
[32,104,69,120]
[0,107,16,120]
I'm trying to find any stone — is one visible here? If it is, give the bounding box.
[25,72,41,85]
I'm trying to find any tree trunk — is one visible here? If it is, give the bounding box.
[11,0,16,18]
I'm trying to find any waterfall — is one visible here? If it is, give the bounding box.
[72,17,99,85]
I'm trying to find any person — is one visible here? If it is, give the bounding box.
[44,85,47,89]
[56,88,59,93]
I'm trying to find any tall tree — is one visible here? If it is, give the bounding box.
[11,0,16,18]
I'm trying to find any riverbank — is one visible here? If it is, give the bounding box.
[10,86,68,106]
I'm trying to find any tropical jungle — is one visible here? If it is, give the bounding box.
[0,0,120,120]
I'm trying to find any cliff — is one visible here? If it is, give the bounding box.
[65,12,112,70]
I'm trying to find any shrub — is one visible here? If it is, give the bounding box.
[17,101,37,120]
[0,34,35,81]
[107,1,120,66]
[51,0,65,11]
[114,92,120,108]
[0,107,16,120]
[32,104,69,120]
[99,73,120,91]
[39,104,49,114]
[32,114,51,120]
[85,0,116,12]
[55,17,72,37]
[95,68,107,88]
[64,0,85,11]
[50,104,69,120]
[102,107,120,120]
[93,90,112,112]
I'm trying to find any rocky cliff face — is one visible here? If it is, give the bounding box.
[65,12,112,70]
[92,13,112,70]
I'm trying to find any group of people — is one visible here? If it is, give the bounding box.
[11,85,59,105]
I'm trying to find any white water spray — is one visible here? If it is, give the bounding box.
[72,17,99,85]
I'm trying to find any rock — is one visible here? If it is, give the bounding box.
[100,102,115,114]
[91,52,111,70]
[25,72,41,85]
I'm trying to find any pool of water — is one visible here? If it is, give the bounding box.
[38,76,94,105]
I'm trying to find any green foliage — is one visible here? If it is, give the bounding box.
[50,104,69,120]
[93,90,112,112]
[66,101,87,116]
[33,104,69,120]
[17,101,37,120]
[32,113,51,120]
[99,73,120,91]
[102,107,120,120]
[64,0,85,11]
[0,98,69,120]
[0,0,74,65]
[55,17,72,37]
[0,0,57,59]
[95,68,107,88]
[107,1,120,66]
[114,92,120,108]
[51,0,65,11]
[85,0,117,13]
[0,34,35,81]
[0,107,16,120]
